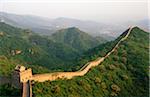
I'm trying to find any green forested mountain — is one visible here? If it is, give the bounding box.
[50,27,103,52]
[33,27,149,97]
[0,22,80,71]
[0,22,149,97]
[0,22,107,73]
[69,28,131,71]
[0,22,105,97]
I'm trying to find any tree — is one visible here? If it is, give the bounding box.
[52,85,60,93]
[111,84,121,93]
[98,65,106,72]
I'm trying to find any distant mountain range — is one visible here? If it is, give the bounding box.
[1,12,148,39]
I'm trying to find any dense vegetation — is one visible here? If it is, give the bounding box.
[0,23,105,71]
[0,22,105,97]
[0,83,21,97]
[0,22,149,97]
[69,29,130,71]
[50,27,104,52]
[33,27,149,97]
[0,23,75,71]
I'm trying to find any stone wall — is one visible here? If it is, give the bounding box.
[31,57,105,82]
[20,26,134,83]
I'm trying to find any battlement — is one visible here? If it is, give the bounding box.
[14,65,33,83]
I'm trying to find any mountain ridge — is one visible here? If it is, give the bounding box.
[0,12,127,39]
[32,26,149,97]
[0,24,149,97]
[0,22,106,71]
[0,22,80,71]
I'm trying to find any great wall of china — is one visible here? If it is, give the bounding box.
[15,26,134,97]
[30,26,133,82]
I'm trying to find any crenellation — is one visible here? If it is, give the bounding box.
[13,65,33,83]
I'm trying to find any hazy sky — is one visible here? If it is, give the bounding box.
[0,0,149,23]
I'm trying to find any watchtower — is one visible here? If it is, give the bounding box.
[12,65,32,85]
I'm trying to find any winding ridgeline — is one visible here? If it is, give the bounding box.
[0,23,149,97]
[30,26,133,82]
[21,26,146,97]
[32,26,149,97]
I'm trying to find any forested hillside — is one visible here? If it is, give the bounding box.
[0,23,149,97]
[0,22,105,97]
[69,28,130,71]
[0,22,79,71]
[33,27,149,97]
[50,27,105,52]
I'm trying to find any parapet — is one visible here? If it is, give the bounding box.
[14,65,33,83]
